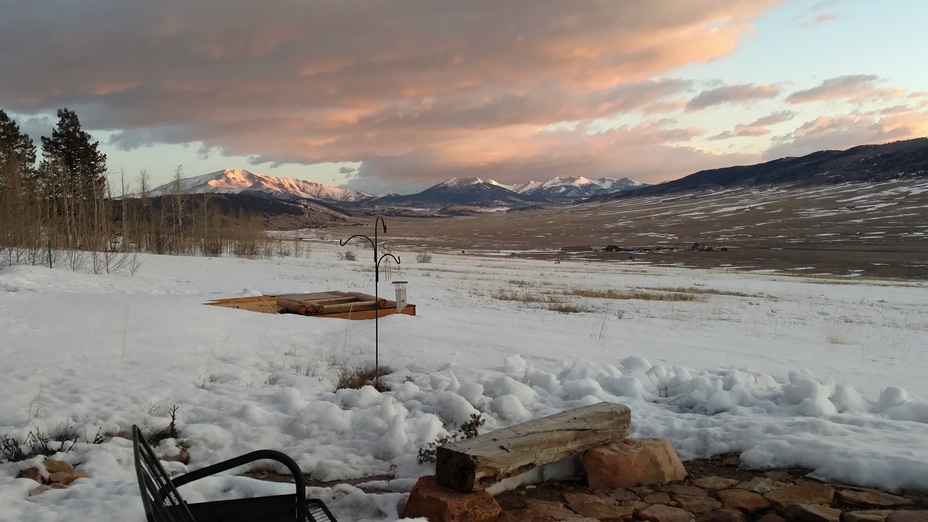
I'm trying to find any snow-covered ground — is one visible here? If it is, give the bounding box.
[2,242,927,521]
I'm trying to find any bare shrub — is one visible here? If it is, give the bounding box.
[1,422,106,463]
[336,250,357,262]
[417,413,485,464]
[415,253,433,263]
[145,405,181,446]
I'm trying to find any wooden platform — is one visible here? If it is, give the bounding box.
[206,291,416,320]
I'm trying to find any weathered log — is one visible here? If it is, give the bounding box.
[436,402,631,492]
[276,298,309,315]
[344,292,388,308]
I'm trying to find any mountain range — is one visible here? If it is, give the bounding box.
[149,138,928,215]
[151,170,643,209]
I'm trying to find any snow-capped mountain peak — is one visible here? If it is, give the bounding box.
[150,169,373,203]
[437,177,486,188]
[504,176,646,201]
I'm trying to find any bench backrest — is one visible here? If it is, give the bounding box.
[132,425,197,522]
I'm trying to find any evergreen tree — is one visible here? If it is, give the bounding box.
[39,108,107,204]
[0,109,36,192]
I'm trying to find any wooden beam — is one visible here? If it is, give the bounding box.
[436,402,631,492]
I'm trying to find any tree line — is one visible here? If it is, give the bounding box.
[1,107,304,273]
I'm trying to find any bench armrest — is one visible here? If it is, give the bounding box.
[170,450,308,519]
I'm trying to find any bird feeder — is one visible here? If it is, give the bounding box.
[393,281,408,312]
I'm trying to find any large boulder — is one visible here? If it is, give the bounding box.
[403,475,501,522]
[583,438,687,490]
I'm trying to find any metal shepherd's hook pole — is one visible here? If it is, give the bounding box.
[339,216,400,382]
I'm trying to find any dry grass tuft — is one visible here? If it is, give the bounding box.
[490,290,560,303]
[336,365,390,392]
[547,302,590,314]
[640,286,757,297]
[566,288,699,302]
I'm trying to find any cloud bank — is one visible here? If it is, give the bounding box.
[1,1,924,190]
[0,1,782,189]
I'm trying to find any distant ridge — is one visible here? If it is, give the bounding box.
[370,177,533,208]
[593,138,928,201]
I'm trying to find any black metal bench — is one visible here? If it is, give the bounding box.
[132,425,337,522]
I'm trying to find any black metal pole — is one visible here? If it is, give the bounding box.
[339,217,398,384]
[374,216,385,379]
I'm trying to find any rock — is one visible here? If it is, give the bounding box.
[524,500,582,520]
[639,504,696,522]
[762,471,794,482]
[497,500,599,522]
[584,438,687,490]
[28,485,51,497]
[674,495,722,514]
[837,488,914,509]
[764,483,835,512]
[565,489,639,504]
[497,509,549,522]
[161,449,190,464]
[664,485,708,497]
[843,511,892,522]
[887,512,928,522]
[721,456,741,467]
[403,475,501,522]
[692,476,739,490]
[701,508,746,522]
[43,459,74,473]
[48,469,86,486]
[756,514,787,522]
[736,477,788,494]
[785,503,841,521]
[568,500,635,520]
[610,489,641,503]
[17,467,45,484]
[644,492,672,505]
[717,489,770,513]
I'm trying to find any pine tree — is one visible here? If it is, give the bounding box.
[0,109,36,193]
[39,108,107,204]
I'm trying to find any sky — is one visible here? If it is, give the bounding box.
[1,0,927,194]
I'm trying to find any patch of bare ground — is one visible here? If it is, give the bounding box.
[322,179,928,280]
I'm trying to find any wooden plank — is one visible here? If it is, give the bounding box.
[206,296,279,314]
[274,292,334,301]
[436,402,630,492]
[321,304,416,320]
[312,300,376,313]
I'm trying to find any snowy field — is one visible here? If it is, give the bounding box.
[2,242,928,521]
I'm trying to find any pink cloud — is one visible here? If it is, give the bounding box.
[709,110,796,140]
[806,12,838,26]
[686,84,782,111]
[786,75,907,104]
[764,102,928,159]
